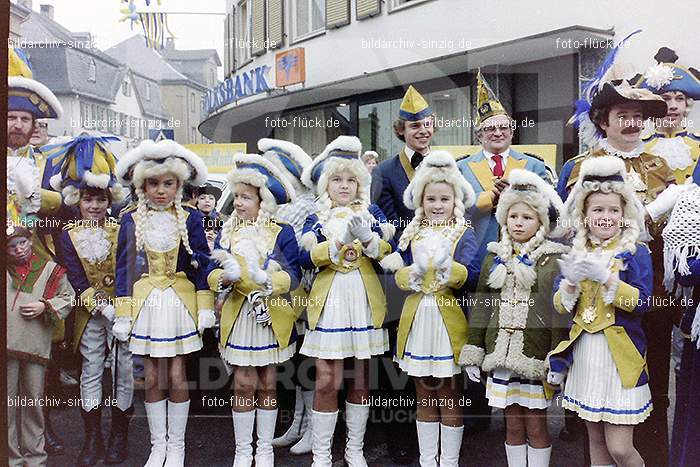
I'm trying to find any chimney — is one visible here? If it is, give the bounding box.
[40,4,54,20]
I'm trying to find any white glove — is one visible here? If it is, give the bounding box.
[433,239,453,272]
[464,365,481,383]
[198,309,216,333]
[646,183,695,222]
[12,162,38,200]
[247,260,269,285]
[112,317,131,342]
[557,253,585,284]
[412,246,430,276]
[222,257,241,282]
[578,253,611,284]
[547,370,565,386]
[339,223,355,245]
[349,215,374,244]
[101,304,116,322]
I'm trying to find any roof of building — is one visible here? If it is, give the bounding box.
[161,47,221,65]
[105,35,196,84]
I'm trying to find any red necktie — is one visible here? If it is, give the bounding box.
[492,154,504,177]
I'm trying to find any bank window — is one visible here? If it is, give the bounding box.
[292,0,325,42]
[235,0,252,65]
[274,103,351,155]
[358,86,471,162]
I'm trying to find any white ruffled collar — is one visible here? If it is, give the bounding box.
[599,139,644,159]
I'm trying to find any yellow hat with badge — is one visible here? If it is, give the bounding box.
[399,85,434,121]
[475,69,508,127]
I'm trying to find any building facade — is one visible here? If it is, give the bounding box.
[199,0,700,170]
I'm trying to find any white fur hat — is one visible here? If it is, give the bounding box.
[301,135,370,201]
[228,152,296,208]
[402,150,476,211]
[495,169,564,235]
[258,138,312,189]
[564,155,646,232]
[116,139,208,188]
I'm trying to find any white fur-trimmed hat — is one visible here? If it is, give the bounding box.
[301,135,370,202]
[564,155,646,232]
[495,169,564,235]
[258,138,312,189]
[402,150,476,211]
[228,152,296,207]
[116,139,208,188]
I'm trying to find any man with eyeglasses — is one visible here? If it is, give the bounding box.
[458,71,549,264]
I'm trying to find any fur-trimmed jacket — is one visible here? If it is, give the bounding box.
[459,239,570,380]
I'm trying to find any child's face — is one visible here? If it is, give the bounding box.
[79,192,110,222]
[144,173,180,207]
[327,169,359,206]
[584,192,623,241]
[507,202,541,243]
[233,182,260,221]
[7,237,32,264]
[197,193,216,213]
[422,182,455,222]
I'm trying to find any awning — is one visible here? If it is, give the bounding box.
[199,25,614,141]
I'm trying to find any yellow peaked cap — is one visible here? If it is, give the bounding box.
[399,85,433,121]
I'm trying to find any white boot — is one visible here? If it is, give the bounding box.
[144,399,167,467]
[504,443,528,467]
[272,387,304,447]
[289,390,313,455]
[164,400,189,467]
[311,410,338,467]
[254,408,278,467]
[231,410,255,467]
[527,444,552,467]
[416,421,439,467]
[344,401,369,467]
[439,424,463,467]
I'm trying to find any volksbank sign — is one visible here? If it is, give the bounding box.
[202,65,272,116]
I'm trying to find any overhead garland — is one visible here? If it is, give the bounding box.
[119,0,174,50]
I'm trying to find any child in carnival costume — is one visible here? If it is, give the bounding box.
[298,135,395,467]
[459,169,569,467]
[206,152,301,467]
[380,150,481,467]
[6,223,74,466]
[547,156,653,467]
[53,135,135,466]
[113,140,216,467]
[661,161,700,467]
[258,138,318,455]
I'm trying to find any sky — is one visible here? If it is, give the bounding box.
[33,0,226,79]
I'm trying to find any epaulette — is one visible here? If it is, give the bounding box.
[117,204,137,220]
[688,131,700,141]
[524,152,544,162]
[454,153,471,162]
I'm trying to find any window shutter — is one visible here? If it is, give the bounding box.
[266,0,283,49]
[224,14,230,75]
[326,0,350,29]
[251,0,266,56]
[356,0,380,19]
